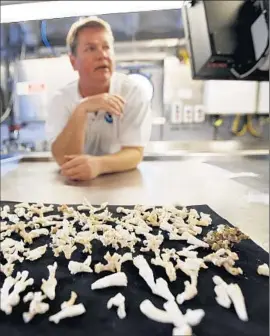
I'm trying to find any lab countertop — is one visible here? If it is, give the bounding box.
[1,160,269,252]
[12,139,270,160]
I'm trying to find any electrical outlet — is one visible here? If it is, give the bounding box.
[194,105,205,123]
[182,105,193,123]
[171,101,183,124]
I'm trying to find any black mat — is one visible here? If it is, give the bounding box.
[0,201,269,336]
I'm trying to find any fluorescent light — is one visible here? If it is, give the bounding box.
[1,1,184,23]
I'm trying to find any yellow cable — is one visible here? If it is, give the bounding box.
[247,115,262,137]
[231,114,247,136]
[236,124,247,136]
[178,48,190,65]
[214,118,223,127]
[231,114,240,134]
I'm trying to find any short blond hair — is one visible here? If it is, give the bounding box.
[66,16,114,55]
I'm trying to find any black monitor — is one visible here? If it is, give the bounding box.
[182,0,269,81]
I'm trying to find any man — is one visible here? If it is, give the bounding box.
[45,17,152,181]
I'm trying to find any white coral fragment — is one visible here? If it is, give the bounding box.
[91,272,128,290]
[133,255,156,290]
[163,300,187,327]
[48,290,85,324]
[1,205,10,219]
[0,271,34,315]
[95,252,132,274]
[61,291,78,309]
[140,299,173,324]
[176,281,198,304]
[41,262,58,300]
[107,293,126,319]
[133,255,174,302]
[169,231,183,241]
[164,300,204,335]
[172,325,192,336]
[0,262,15,277]
[23,291,49,323]
[204,249,243,276]
[154,278,175,302]
[198,212,212,226]
[227,283,248,321]
[68,256,93,275]
[180,232,209,248]
[213,276,248,321]
[257,263,269,277]
[24,245,47,261]
[49,304,86,324]
[151,254,177,282]
[140,233,164,255]
[184,308,205,326]
[0,276,17,314]
[213,277,232,309]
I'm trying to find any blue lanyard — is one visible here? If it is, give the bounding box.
[104,112,113,124]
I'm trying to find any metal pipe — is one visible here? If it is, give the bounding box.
[2,23,10,104]
[1,23,20,151]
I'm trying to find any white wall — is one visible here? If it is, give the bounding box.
[203,80,259,115]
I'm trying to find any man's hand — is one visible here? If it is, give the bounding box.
[60,147,143,181]
[79,93,126,116]
[60,155,102,181]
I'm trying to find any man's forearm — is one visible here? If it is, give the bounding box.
[98,147,143,175]
[51,107,87,166]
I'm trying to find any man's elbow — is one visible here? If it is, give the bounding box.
[51,142,65,167]
[136,149,144,165]
[123,146,144,167]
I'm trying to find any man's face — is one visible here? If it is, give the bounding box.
[70,27,115,83]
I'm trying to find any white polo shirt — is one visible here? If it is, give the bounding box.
[45,71,152,156]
